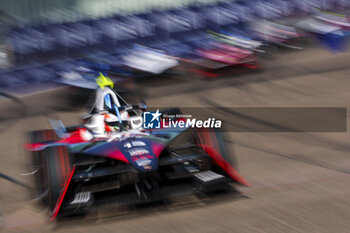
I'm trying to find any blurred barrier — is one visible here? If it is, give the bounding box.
[9,0,349,58]
[1,0,350,92]
[0,43,13,69]
[0,60,73,92]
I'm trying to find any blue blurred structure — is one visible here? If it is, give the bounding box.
[317,31,347,52]
[0,0,349,93]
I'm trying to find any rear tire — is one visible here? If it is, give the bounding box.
[30,130,58,205]
[43,146,73,210]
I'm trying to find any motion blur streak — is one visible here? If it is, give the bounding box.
[1,0,350,233]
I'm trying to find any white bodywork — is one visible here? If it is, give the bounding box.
[85,87,143,136]
[296,18,342,35]
[59,70,98,89]
[252,21,299,42]
[122,47,179,74]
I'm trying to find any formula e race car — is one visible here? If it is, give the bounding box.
[26,77,249,220]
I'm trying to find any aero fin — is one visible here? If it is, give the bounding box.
[200,144,250,186]
[48,119,69,138]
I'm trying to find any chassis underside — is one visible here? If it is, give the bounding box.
[58,144,233,216]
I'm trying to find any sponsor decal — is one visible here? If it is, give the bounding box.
[124,142,132,148]
[131,155,153,162]
[131,141,146,147]
[143,165,152,170]
[124,141,147,148]
[128,148,150,156]
[135,158,151,167]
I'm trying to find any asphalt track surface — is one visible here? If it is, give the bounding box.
[2,46,350,232]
